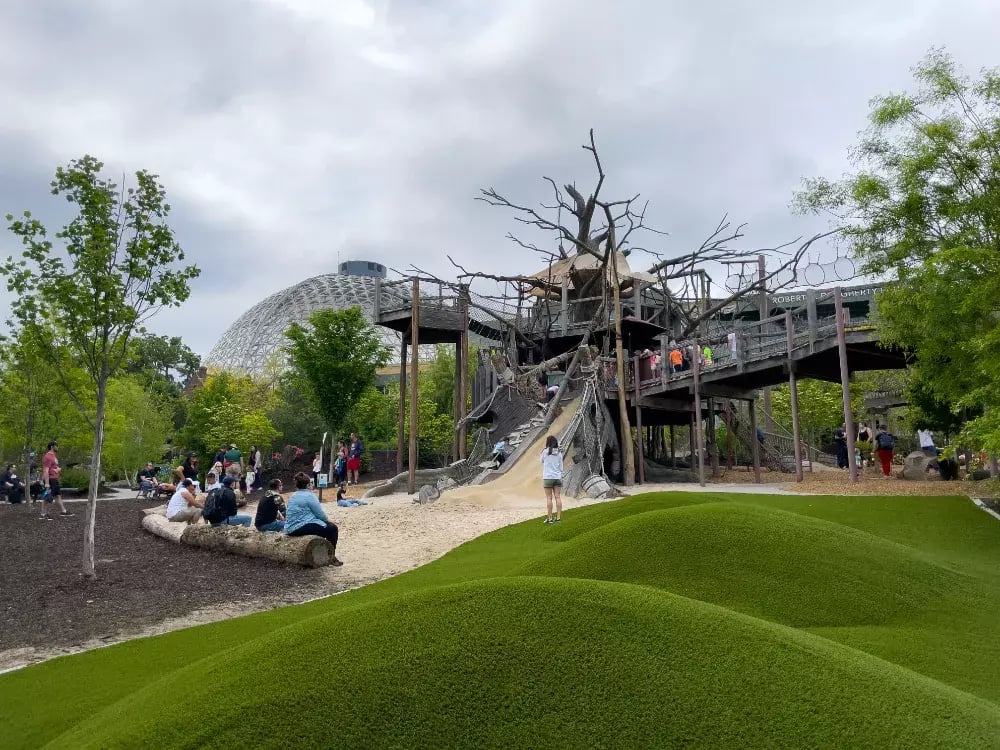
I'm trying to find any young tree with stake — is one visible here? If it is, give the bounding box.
[2,156,199,579]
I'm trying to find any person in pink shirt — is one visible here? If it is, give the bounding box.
[40,441,73,520]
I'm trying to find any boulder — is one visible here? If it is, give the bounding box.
[902,451,933,481]
[416,484,441,504]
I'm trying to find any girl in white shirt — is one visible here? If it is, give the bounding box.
[541,435,563,524]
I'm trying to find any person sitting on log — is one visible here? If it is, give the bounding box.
[166,478,204,524]
[209,475,252,528]
[204,470,221,493]
[254,478,286,532]
[285,472,343,566]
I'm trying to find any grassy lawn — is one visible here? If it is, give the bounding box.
[3,492,999,748]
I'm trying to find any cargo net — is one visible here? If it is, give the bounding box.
[445,426,494,486]
[560,370,620,498]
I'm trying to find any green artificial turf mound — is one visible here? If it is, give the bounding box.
[517,502,970,627]
[48,577,1000,749]
[3,492,1000,749]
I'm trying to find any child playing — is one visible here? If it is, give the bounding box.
[541,435,563,524]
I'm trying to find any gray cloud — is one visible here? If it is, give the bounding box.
[2,0,998,354]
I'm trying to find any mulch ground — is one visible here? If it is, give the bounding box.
[0,498,327,654]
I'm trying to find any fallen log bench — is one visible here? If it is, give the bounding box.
[141,512,334,568]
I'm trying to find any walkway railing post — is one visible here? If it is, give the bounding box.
[786,310,804,482]
[834,287,859,483]
[692,338,706,487]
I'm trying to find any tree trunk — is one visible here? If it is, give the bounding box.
[611,253,635,485]
[83,377,107,580]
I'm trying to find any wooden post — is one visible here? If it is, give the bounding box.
[834,287,858,483]
[457,285,469,460]
[560,277,569,335]
[706,396,719,478]
[633,382,646,484]
[689,414,696,470]
[397,338,407,474]
[749,397,762,484]
[692,338,706,487]
[452,339,461,463]
[660,334,668,386]
[725,399,734,470]
[408,278,420,494]
[670,424,676,468]
[806,288,817,353]
[758,255,772,426]
[786,310,804,482]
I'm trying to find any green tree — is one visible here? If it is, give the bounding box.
[795,49,1000,453]
[770,380,862,448]
[1,156,199,578]
[179,371,278,465]
[268,374,326,450]
[0,329,91,500]
[284,307,390,433]
[102,376,173,484]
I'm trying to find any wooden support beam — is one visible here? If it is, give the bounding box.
[635,361,645,484]
[834,287,858,483]
[692,337,706,487]
[689,383,758,400]
[786,310,804,483]
[458,284,469,460]
[408,278,420,494]
[806,288,817,353]
[636,397,694,411]
[707,396,719,478]
[670,424,676,468]
[749,397,762,484]
[397,338,407,475]
[560,278,569,335]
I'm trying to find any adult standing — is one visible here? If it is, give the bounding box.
[40,441,72,520]
[285,472,343,566]
[181,453,200,482]
[347,433,364,486]
[834,425,849,469]
[311,452,322,488]
[541,435,564,524]
[250,445,263,490]
[874,425,896,478]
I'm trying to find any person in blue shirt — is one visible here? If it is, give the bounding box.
[284,472,343,566]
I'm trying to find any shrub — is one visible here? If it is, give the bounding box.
[58,467,90,493]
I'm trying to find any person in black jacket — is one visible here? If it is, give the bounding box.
[254,478,286,532]
[210,475,252,527]
[2,464,24,503]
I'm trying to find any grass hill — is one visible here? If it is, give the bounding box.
[3,492,1000,748]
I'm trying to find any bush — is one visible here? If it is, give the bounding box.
[58,467,90,493]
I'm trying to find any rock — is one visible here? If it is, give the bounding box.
[902,451,933,480]
[436,477,457,493]
[417,484,441,504]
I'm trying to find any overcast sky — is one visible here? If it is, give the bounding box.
[2,0,998,357]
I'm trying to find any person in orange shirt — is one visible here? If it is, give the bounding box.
[668,347,683,373]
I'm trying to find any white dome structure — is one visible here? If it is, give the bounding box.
[206,274,401,375]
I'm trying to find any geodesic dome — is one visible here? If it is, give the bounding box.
[205,274,401,375]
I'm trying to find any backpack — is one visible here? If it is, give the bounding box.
[202,488,226,523]
[876,432,895,451]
